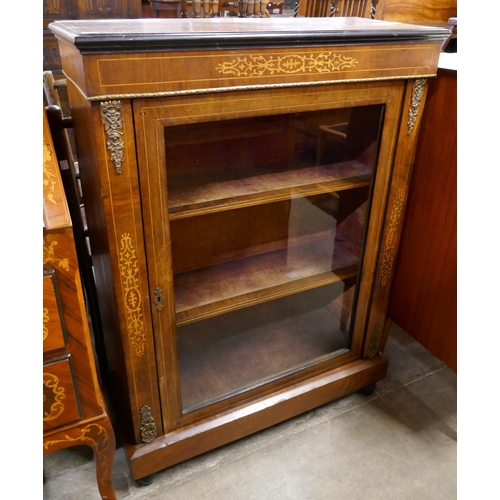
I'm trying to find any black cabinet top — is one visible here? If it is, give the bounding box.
[49,18,450,53]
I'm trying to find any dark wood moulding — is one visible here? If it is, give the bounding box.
[49,18,451,53]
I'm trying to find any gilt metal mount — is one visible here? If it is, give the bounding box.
[140,405,157,443]
[407,79,426,136]
[100,100,124,174]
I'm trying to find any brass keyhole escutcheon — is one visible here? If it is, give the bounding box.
[154,287,164,311]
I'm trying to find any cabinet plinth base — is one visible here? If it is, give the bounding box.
[125,354,388,480]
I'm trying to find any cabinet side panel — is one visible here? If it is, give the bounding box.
[56,39,89,97]
[363,78,430,358]
[66,81,162,444]
[387,70,457,371]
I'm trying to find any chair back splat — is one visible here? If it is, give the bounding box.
[295,0,378,19]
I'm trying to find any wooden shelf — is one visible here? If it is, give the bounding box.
[168,160,372,219]
[174,235,359,325]
[178,295,350,412]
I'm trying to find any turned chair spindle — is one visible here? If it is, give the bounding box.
[153,0,270,18]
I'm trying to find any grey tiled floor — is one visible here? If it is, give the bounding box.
[43,323,457,499]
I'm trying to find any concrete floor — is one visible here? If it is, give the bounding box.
[43,323,457,499]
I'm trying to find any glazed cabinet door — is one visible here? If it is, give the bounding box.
[134,81,405,431]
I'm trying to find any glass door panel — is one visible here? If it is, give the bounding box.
[178,281,354,412]
[165,104,385,412]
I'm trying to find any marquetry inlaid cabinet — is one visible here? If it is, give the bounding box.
[43,106,117,500]
[49,18,449,482]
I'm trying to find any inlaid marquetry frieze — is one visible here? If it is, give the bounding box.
[43,141,58,205]
[140,405,157,443]
[118,233,146,356]
[43,308,50,341]
[407,78,426,135]
[216,53,359,77]
[42,117,71,228]
[380,188,405,287]
[100,100,124,175]
[43,271,67,351]
[43,241,70,271]
[43,372,66,421]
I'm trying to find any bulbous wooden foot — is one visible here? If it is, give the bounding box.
[359,383,377,396]
[136,473,157,486]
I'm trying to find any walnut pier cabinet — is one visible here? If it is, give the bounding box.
[49,18,449,481]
